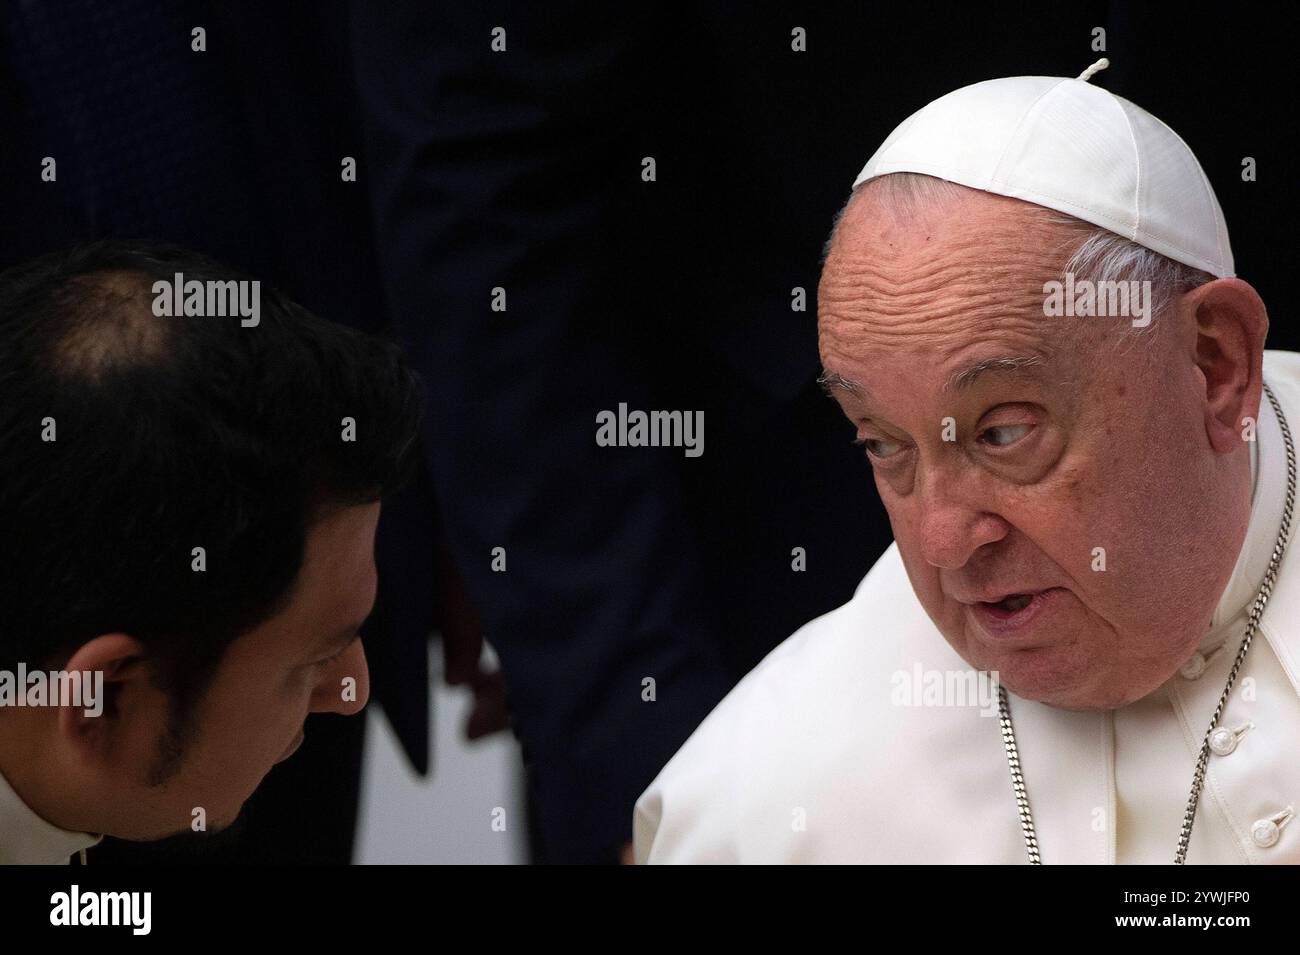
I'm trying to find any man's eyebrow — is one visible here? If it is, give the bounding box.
[817,369,863,397]
[817,357,1044,397]
[946,355,1044,392]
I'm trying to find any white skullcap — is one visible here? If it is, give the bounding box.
[852,59,1234,277]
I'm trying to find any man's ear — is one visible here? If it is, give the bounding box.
[1186,278,1268,453]
[56,634,153,760]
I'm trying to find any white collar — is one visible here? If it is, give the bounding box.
[1203,382,1283,650]
[0,766,102,865]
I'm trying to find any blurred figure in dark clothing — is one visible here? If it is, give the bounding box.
[348,3,911,863]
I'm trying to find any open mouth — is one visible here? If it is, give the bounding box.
[969,588,1062,636]
[984,593,1034,613]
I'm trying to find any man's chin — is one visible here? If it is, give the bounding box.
[996,662,1150,711]
[941,618,1121,708]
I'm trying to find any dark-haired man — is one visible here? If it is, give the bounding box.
[0,241,423,863]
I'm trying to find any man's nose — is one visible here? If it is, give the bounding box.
[310,638,371,715]
[915,468,1007,570]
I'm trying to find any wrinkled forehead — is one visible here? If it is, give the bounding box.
[817,189,1084,373]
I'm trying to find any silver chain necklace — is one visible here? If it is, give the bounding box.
[998,382,1296,865]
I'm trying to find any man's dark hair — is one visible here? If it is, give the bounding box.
[0,240,423,778]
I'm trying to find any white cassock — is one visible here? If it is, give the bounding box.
[635,350,1300,864]
[0,768,101,864]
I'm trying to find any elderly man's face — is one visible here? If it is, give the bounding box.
[818,185,1254,709]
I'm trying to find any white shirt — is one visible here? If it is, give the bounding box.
[0,767,102,865]
[635,350,1300,864]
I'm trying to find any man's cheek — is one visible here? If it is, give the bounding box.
[878,490,911,542]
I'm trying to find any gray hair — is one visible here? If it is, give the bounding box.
[821,172,1216,338]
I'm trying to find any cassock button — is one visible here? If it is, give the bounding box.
[1208,721,1254,756]
[1251,807,1295,848]
[1179,652,1208,679]
[1252,819,1282,848]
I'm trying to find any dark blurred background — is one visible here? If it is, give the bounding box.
[0,0,1293,863]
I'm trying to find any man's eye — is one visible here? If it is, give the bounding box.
[980,424,1031,447]
[855,436,904,459]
